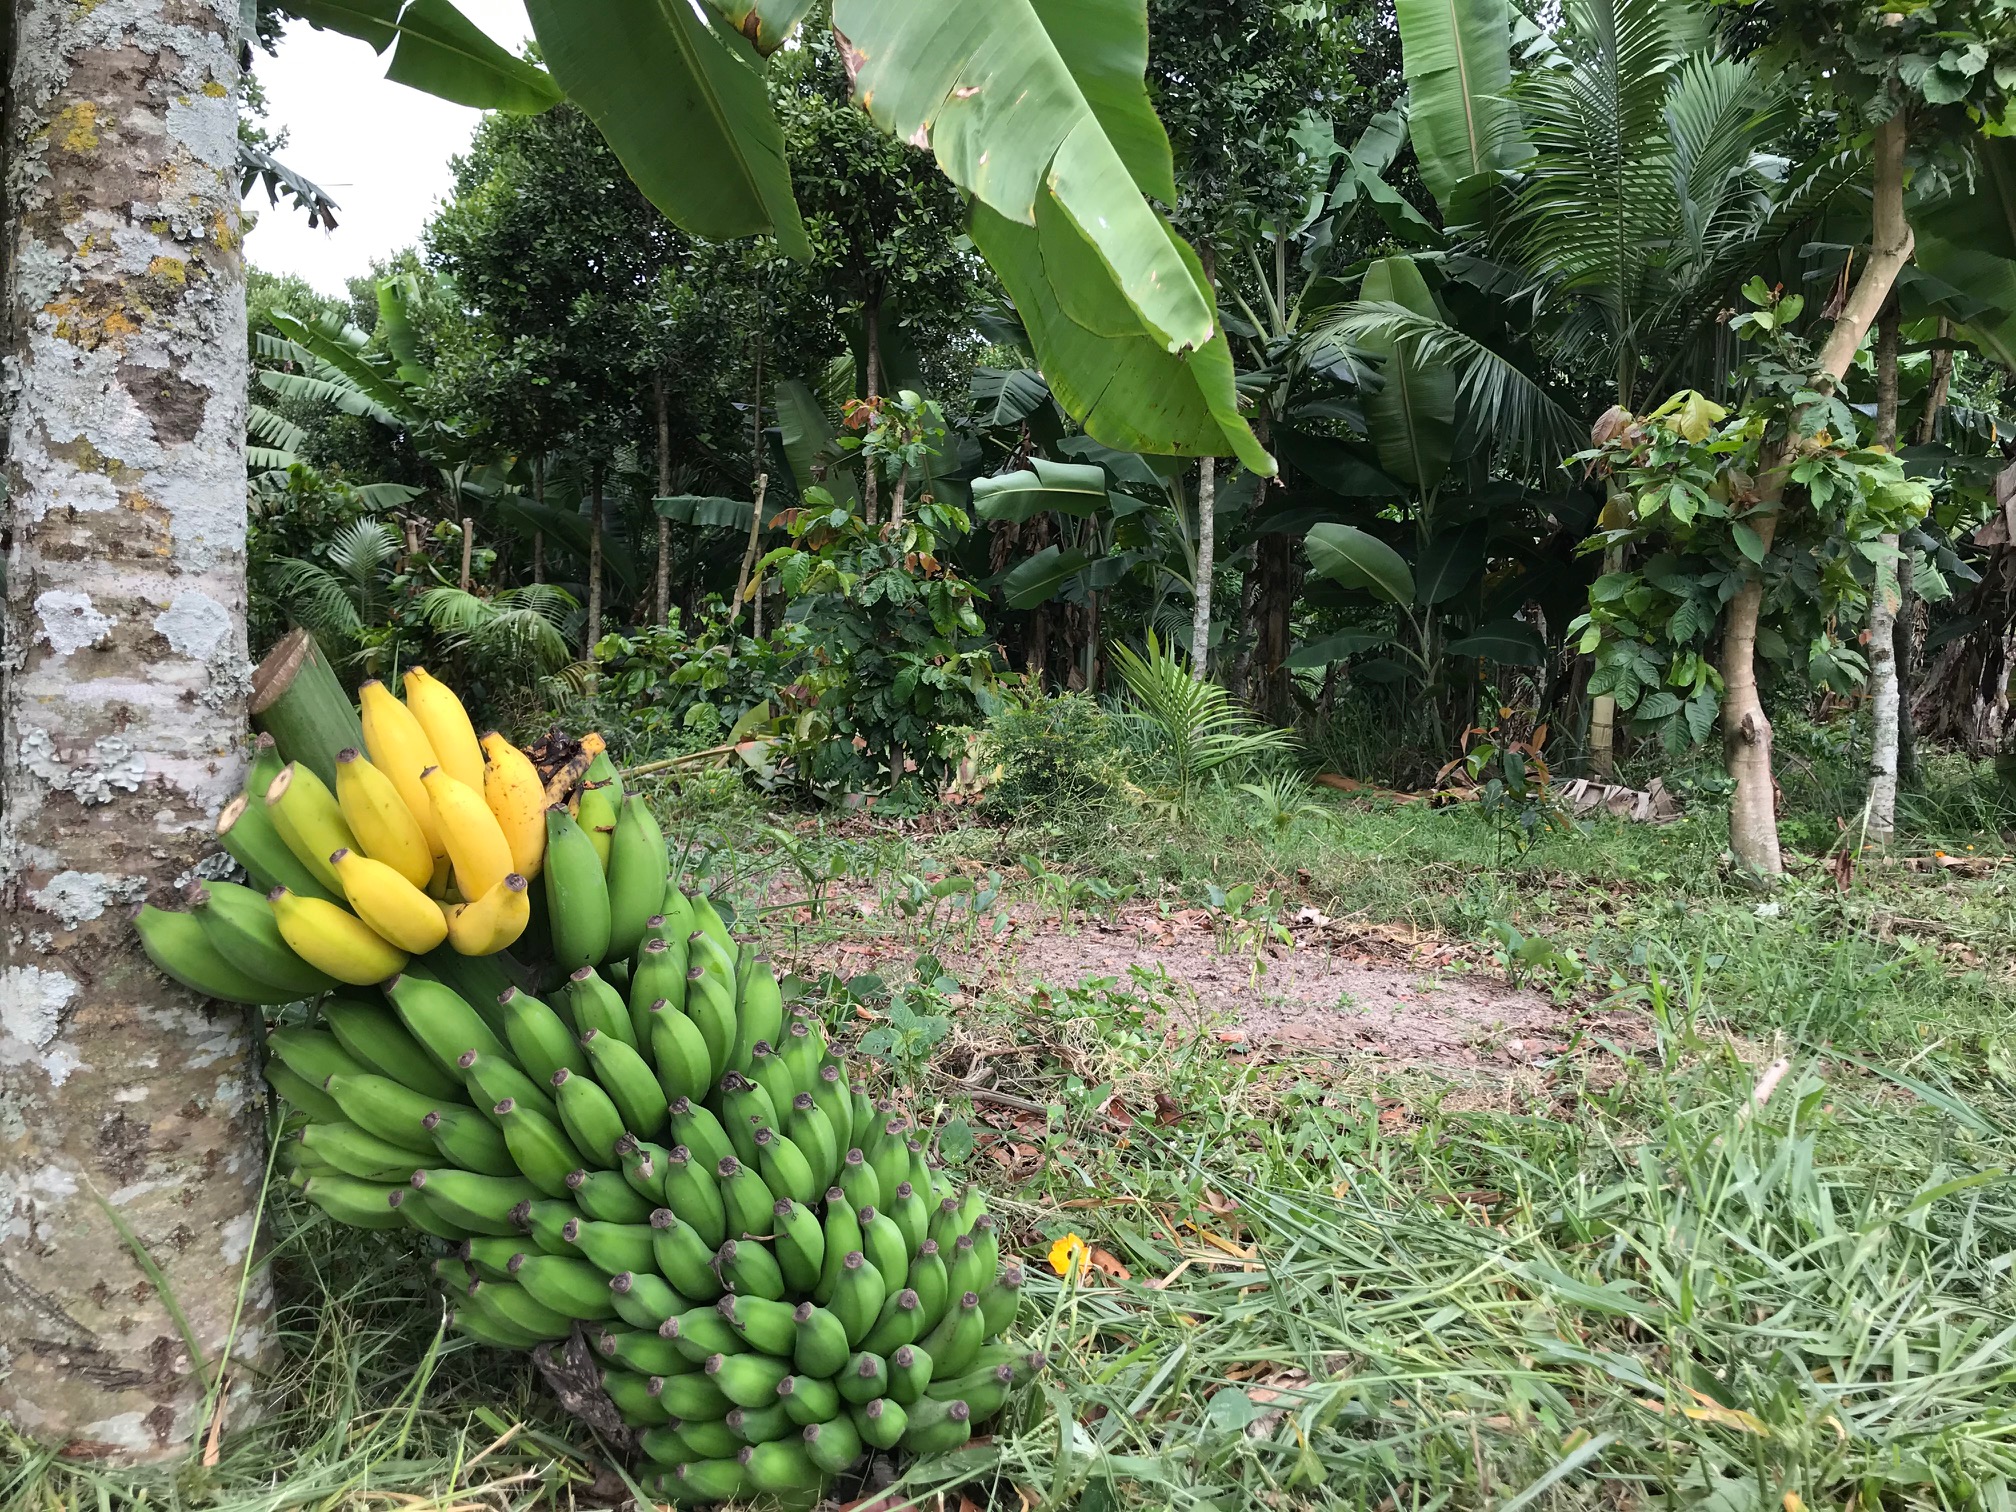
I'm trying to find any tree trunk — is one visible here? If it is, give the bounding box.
[586,464,604,669]
[0,0,269,1458]
[1865,301,1903,842]
[861,293,880,525]
[730,476,768,630]
[459,516,475,592]
[1191,457,1216,680]
[654,372,672,626]
[1724,109,1913,875]
[1897,320,1951,788]
[1588,544,1623,778]
[1240,531,1303,723]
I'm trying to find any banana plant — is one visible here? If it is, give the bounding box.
[281,0,1271,471]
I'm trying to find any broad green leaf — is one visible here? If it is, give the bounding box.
[1284,629,1394,669]
[1446,619,1546,665]
[704,0,816,55]
[1414,523,1487,605]
[1305,523,1415,606]
[972,460,1110,523]
[1000,545,1091,608]
[971,198,1272,471]
[1276,430,1407,499]
[525,0,809,258]
[291,0,561,114]
[834,0,1206,353]
[1395,0,1528,219]
[1732,521,1766,564]
[493,497,640,589]
[1358,257,1455,492]
[775,379,860,508]
[971,368,1054,428]
[1916,138,2016,369]
[655,494,777,531]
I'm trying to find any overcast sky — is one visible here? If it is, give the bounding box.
[242,1,534,296]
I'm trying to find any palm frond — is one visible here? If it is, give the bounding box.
[257,368,404,429]
[1108,632,1294,805]
[248,403,310,455]
[267,557,366,640]
[326,519,404,594]
[418,587,578,675]
[1304,302,1585,468]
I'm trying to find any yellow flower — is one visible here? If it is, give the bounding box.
[1049,1233,1089,1280]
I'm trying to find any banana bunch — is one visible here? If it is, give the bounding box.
[269,890,1033,1504]
[137,667,558,998]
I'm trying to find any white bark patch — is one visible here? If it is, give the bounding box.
[113,1086,150,1103]
[0,966,75,1050]
[41,1045,85,1086]
[16,728,149,804]
[29,869,140,926]
[153,592,231,660]
[77,1411,156,1455]
[218,1210,257,1265]
[34,591,114,656]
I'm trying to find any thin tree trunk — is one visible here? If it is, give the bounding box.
[861,292,880,525]
[889,466,909,533]
[1191,457,1216,680]
[1724,109,1913,874]
[1,0,268,1457]
[459,517,475,591]
[1028,603,1050,685]
[586,463,604,670]
[654,372,672,626]
[1865,301,1903,842]
[748,331,765,631]
[532,456,546,585]
[1898,320,1952,787]
[731,476,770,630]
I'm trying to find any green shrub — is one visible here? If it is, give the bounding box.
[979,686,1133,816]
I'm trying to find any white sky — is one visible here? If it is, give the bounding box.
[242,1,534,296]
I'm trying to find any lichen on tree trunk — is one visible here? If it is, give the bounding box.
[1865,302,1903,842]
[1,0,268,1460]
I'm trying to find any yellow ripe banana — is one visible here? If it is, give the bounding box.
[480,732,547,881]
[331,847,449,954]
[422,765,514,901]
[265,763,358,895]
[268,886,409,987]
[334,748,433,889]
[403,667,485,794]
[359,680,443,857]
[446,872,532,956]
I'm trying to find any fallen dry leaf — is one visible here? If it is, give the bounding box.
[1153,1092,1184,1125]
[1086,1245,1131,1280]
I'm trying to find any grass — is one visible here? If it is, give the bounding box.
[9,727,2015,1511]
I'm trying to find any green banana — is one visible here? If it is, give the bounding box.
[717,1293,795,1356]
[498,986,586,1083]
[449,1306,542,1350]
[512,1198,580,1256]
[550,1067,625,1169]
[847,1083,878,1151]
[779,1019,825,1104]
[661,1146,728,1248]
[792,1300,851,1379]
[600,1367,669,1424]
[618,1136,671,1201]
[383,972,510,1075]
[495,1098,584,1197]
[604,792,669,963]
[543,806,611,969]
[929,1362,1016,1419]
[411,1169,542,1236]
[769,1199,824,1296]
[567,1167,655,1224]
[946,1232,989,1300]
[828,1250,886,1348]
[657,884,696,940]
[296,1121,426,1182]
[847,1395,903,1451]
[666,1305,745,1366]
[887,1343,933,1405]
[648,1208,724,1301]
[565,965,636,1050]
[860,1287,923,1357]
[741,1438,822,1497]
[979,1264,1024,1336]
[801,1415,863,1477]
[729,957,784,1076]
[324,1072,436,1149]
[640,1416,738,1463]
[683,964,737,1087]
[745,1043,798,1127]
[579,1028,668,1139]
[715,1157,776,1243]
[390,1187,470,1240]
[716,1239,786,1302]
[322,997,464,1101]
[906,1240,950,1330]
[859,1206,910,1295]
[629,933,687,1022]
[218,784,339,904]
[705,1350,791,1410]
[300,1174,406,1229]
[264,1060,345,1123]
[416,951,518,1036]
[754,1127,818,1208]
[609,1269,688,1331]
[926,1194,968,1253]
[689,891,733,961]
[600,1326,694,1378]
[968,1212,1001,1279]
[137,904,294,1005]
[461,1237,521,1281]
[668,1099,735,1174]
[576,756,622,860]
[656,1369,733,1422]
[956,1185,988,1232]
[837,1148,880,1215]
[456,1049,559,1127]
[897,1395,972,1454]
[564,1216,655,1277]
[816,1190,863,1305]
[887,1180,930,1257]
[669,1459,747,1503]
[808,1064,851,1154]
[468,1278,572,1340]
[867,1118,913,1205]
[919,1289,985,1378]
[192,880,344,997]
[422,1104,519,1177]
[508,1251,619,1320]
[645,1001,712,1106]
[725,1403,793,1445]
[717,1075,774,1165]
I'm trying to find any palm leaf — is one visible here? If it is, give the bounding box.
[1108,631,1294,802]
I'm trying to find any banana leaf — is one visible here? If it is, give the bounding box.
[291,0,561,114]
